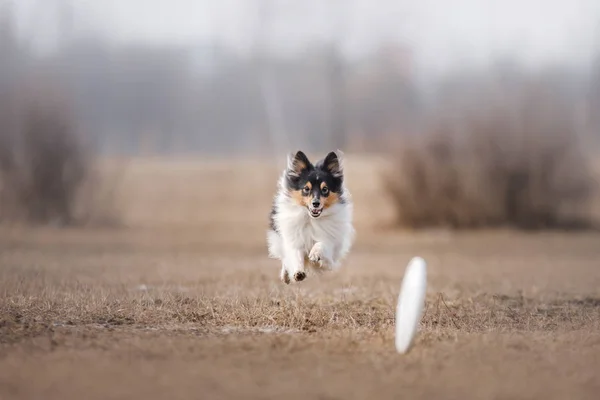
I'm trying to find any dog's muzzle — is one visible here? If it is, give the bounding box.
[309,200,323,218]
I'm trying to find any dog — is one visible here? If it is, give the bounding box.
[267,150,355,284]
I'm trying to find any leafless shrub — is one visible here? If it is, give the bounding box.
[0,80,120,227]
[384,79,597,230]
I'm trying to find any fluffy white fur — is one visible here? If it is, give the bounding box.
[267,153,355,283]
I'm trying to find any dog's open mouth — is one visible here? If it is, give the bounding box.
[309,208,323,218]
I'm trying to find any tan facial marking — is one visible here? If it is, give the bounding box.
[290,181,313,208]
[290,190,305,207]
[322,192,340,209]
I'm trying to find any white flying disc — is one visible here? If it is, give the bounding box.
[395,256,427,354]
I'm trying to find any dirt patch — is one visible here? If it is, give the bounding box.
[1,158,600,399]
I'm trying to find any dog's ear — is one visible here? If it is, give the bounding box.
[286,150,311,178]
[323,150,343,179]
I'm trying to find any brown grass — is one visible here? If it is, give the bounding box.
[384,82,598,230]
[1,157,600,399]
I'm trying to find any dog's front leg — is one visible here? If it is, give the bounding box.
[279,264,290,284]
[284,247,306,282]
[308,242,337,270]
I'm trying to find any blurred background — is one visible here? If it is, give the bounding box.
[1,0,600,230]
[3,4,600,398]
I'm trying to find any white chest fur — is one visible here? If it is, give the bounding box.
[275,192,354,260]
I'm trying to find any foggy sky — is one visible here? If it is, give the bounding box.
[10,0,600,75]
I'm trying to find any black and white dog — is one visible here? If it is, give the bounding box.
[267,150,355,284]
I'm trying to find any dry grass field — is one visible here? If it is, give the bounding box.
[1,155,600,399]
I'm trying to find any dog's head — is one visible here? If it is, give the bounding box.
[284,150,345,218]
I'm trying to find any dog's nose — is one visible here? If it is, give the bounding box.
[312,199,321,208]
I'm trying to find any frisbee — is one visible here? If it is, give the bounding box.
[395,256,427,354]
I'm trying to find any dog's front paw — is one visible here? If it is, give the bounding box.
[309,243,332,270]
[293,271,306,282]
[308,243,323,263]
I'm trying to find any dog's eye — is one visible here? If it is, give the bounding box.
[321,186,329,195]
[302,186,310,195]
